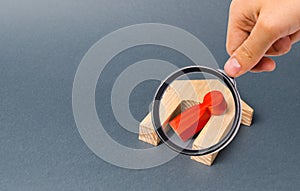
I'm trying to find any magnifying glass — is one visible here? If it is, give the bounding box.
[152,66,242,156]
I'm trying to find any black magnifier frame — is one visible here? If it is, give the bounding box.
[152,66,242,156]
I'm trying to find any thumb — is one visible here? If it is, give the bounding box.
[224,20,279,77]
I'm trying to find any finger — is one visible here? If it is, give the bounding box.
[226,6,252,55]
[224,19,279,77]
[226,22,250,56]
[290,30,300,44]
[266,36,292,56]
[250,57,276,73]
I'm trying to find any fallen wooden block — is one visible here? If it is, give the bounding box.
[138,80,254,166]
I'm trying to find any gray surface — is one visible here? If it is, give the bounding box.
[0,0,299,190]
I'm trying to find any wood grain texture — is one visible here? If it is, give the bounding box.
[138,80,254,165]
[190,81,235,166]
[190,100,253,166]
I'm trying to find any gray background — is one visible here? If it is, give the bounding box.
[1,0,299,190]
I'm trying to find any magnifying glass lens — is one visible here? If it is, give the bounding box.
[153,67,241,156]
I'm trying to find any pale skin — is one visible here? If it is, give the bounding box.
[224,0,300,77]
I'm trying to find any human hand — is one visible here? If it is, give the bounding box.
[224,0,300,77]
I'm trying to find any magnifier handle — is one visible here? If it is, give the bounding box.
[169,91,227,142]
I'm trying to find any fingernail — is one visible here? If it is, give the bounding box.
[224,58,241,77]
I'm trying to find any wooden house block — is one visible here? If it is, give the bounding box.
[138,80,254,165]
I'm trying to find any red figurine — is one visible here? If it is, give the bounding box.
[169,90,227,142]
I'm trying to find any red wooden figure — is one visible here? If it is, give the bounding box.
[169,90,227,142]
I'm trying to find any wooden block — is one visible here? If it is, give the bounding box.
[138,85,183,146]
[241,100,254,126]
[139,113,160,146]
[138,80,254,165]
[190,99,253,166]
[190,83,235,166]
